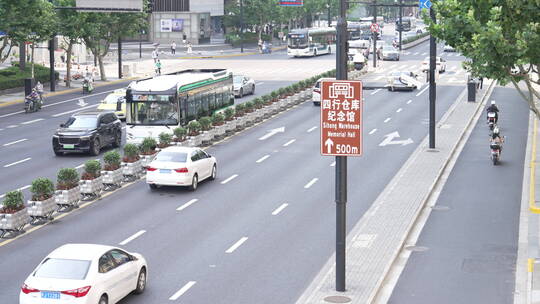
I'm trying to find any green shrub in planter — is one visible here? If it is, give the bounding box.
[235,103,246,116]
[244,101,254,112]
[199,116,213,131]
[57,168,80,190]
[285,86,293,95]
[30,178,55,201]
[277,87,286,97]
[261,94,271,104]
[188,120,202,136]
[252,98,263,108]
[123,143,140,162]
[224,108,235,121]
[270,91,278,101]
[158,132,173,147]
[82,160,101,180]
[298,80,306,89]
[140,137,157,155]
[211,112,225,126]
[103,150,121,171]
[173,127,187,141]
[2,190,24,213]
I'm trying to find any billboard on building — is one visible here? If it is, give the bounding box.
[172,19,184,32]
[75,0,142,12]
[160,19,172,32]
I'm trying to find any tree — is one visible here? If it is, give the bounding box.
[426,0,540,118]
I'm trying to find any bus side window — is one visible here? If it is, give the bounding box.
[179,95,187,125]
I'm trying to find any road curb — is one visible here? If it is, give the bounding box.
[176,46,287,60]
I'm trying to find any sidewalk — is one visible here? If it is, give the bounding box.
[296,80,495,303]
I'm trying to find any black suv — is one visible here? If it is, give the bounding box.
[52,111,122,156]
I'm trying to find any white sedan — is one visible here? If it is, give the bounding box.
[233,75,255,98]
[421,56,447,73]
[20,244,147,304]
[146,146,217,191]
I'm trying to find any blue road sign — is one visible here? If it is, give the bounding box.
[419,0,432,9]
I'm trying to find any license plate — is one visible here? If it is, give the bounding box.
[159,169,171,174]
[63,144,75,149]
[41,291,60,299]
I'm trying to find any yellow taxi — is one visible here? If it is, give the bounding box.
[97,89,126,120]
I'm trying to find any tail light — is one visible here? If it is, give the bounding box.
[146,166,157,171]
[174,167,188,173]
[21,283,40,294]
[61,286,91,298]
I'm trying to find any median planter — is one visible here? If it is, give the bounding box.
[235,116,248,131]
[224,119,237,134]
[214,124,226,139]
[122,144,142,181]
[0,191,29,238]
[139,137,158,169]
[27,178,56,224]
[79,160,103,200]
[55,168,81,212]
[187,134,203,147]
[102,150,123,190]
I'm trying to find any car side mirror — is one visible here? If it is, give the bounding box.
[60,123,65,128]
[130,254,138,261]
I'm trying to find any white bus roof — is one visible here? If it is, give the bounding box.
[129,69,231,92]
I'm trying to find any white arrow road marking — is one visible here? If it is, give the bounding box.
[4,157,31,168]
[226,237,248,253]
[304,178,319,189]
[169,281,197,300]
[77,98,88,107]
[330,161,336,167]
[259,127,285,140]
[379,131,414,146]
[324,138,334,153]
[119,230,146,246]
[283,139,296,147]
[221,174,238,184]
[3,138,28,146]
[272,203,289,215]
[256,155,270,163]
[21,118,44,125]
[177,199,198,211]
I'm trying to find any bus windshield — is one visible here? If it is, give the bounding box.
[288,34,308,49]
[128,95,178,126]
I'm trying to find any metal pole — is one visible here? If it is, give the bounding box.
[49,38,55,92]
[399,0,403,51]
[327,0,331,27]
[335,0,348,292]
[118,36,122,79]
[372,3,377,68]
[139,32,142,59]
[240,0,244,53]
[429,6,436,149]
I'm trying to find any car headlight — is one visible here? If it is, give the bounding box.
[52,134,59,138]
[80,135,91,140]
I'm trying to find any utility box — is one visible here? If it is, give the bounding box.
[24,78,35,96]
[467,80,476,102]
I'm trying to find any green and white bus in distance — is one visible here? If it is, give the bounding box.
[125,69,234,144]
[287,27,336,57]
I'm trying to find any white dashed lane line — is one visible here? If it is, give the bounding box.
[52,104,99,117]
[3,138,28,147]
[283,139,296,147]
[304,178,318,189]
[384,118,391,123]
[169,281,197,301]
[272,203,289,215]
[396,108,402,113]
[0,185,30,198]
[256,155,270,163]
[370,89,382,95]
[307,126,317,133]
[225,237,248,253]
[369,129,377,135]
[416,85,430,97]
[21,118,44,125]
[176,199,198,211]
[7,125,18,129]
[118,230,146,246]
[221,174,238,184]
[4,157,31,168]
[406,99,412,104]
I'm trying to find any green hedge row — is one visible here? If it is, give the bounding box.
[225,32,272,47]
[402,32,430,45]
[0,63,59,91]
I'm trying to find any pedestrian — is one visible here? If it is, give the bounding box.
[171,41,176,55]
[155,60,162,76]
[479,76,483,89]
[258,38,263,53]
[151,49,158,62]
[187,42,192,54]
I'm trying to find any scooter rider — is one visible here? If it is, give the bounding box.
[486,100,499,123]
[490,127,504,151]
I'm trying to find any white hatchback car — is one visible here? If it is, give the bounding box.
[146,146,217,191]
[421,56,447,73]
[20,244,147,304]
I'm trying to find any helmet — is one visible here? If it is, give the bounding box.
[491,100,496,105]
[493,127,500,135]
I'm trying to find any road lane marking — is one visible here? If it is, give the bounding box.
[0,184,31,198]
[406,99,412,104]
[75,164,85,169]
[384,117,391,123]
[307,126,317,133]
[119,230,146,246]
[3,138,28,146]
[371,89,382,95]
[283,139,296,147]
[7,125,17,128]
[169,281,197,300]
[369,129,377,135]
[330,161,336,167]
[396,108,402,113]
[421,52,427,56]
[413,52,419,55]
[221,174,238,184]
[52,104,99,117]
[256,155,270,163]
[4,157,31,168]
[176,199,198,211]
[304,178,318,189]
[272,203,289,215]
[226,237,248,253]
[256,82,264,86]
[416,85,430,97]
[21,118,44,125]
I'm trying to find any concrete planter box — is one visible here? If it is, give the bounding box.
[235,116,247,130]
[244,112,256,125]
[201,129,216,145]
[279,99,289,110]
[55,186,81,211]
[214,125,226,139]
[252,109,264,122]
[0,208,30,236]
[187,135,203,147]
[224,120,237,134]
[101,169,123,190]
[79,177,103,200]
[270,103,281,114]
[122,160,142,180]
[27,197,56,224]
[139,154,156,168]
[261,106,272,118]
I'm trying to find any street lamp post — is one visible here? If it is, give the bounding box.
[240,0,244,53]
[327,1,331,27]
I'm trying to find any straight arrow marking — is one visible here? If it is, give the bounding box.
[259,127,285,140]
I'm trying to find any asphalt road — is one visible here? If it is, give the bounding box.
[0,40,469,302]
[388,85,530,303]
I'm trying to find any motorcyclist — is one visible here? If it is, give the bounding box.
[490,127,504,152]
[486,100,499,123]
[25,88,41,111]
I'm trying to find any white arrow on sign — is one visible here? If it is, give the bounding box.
[325,138,334,153]
[258,127,285,140]
[77,98,88,107]
[379,131,413,146]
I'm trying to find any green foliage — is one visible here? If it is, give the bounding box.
[401,32,429,45]
[270,91,278,100]
[123,143,139,158]
[277,87,286,97]
[198,116,213,131]
[252,98,263,108]
[261,94,271,104]
[244,101,254,111]
[224,107,235,120]
[211,112,225,125]
[140,137,157,154]
[2,190,24,210]
[298,80,306,89]
[158,132,173,146]
[188,120,202,135]
[103,150,121,167]
[173,126,187,140]
[30,178,55,201]
[84,160,101,176]
[57,168,79,189]
[235,103,246,116]
[0,64,59,90]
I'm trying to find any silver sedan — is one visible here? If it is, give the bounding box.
[233,75,255,98]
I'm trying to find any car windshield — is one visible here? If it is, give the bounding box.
[155,151,188,163]
[64,116,97,129]
[34,258,91,280]
[383,46,394,51]
[233,76,244,84]
[129,99,179,126]
[103,94,124,104]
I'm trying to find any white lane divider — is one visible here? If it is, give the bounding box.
[256,82,265,86]
[3,138,28,147]
[21,118,44,125]
[169,281,197,301]
[369,129,377,135]
[330,161,336,167]
[304,178,318,189]
[256,155,270,163]
[225,237,248,253]
[370,89,382,95]
[396,108,402,113]
[221,174,238,184]
[177,199,198,211]
[7,125,17,128]
[272,203,289,215]
[406,99,412,104]
[307,126,317,133]
[416,85,430,97]
[421,52,427,56]
[0,185,30,198]
[384,117,391,123]
[4,157,31,168]
[52,104,99,117]
[413,52,419,55]
[119,230,146,246]
[75,164,85,169]
[283,139,296,147]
